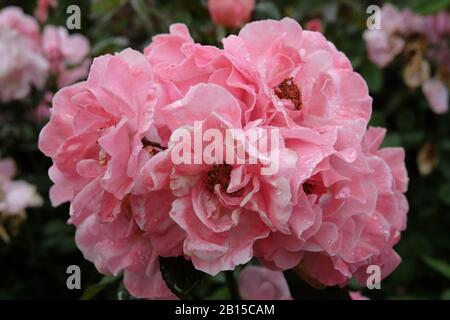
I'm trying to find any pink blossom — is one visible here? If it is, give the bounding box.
[42,25,91,88]
[349,291,369,300]
[379,3,405,34]
[75,214,175,299]
[223,18,372,135]
[39,19,409,298]
[363,30,404,68]
[401,8,428,36]
[0,7,48,102]
[39,48,153,210]
[34,91,53,122]
[295,127,408,287]
[238,265,292,300]
[144,23,257,142]
[363,2,450,120]
[39,49,177,298]
[34,0,57,23]
[146,83,299,275]
[208,0,255,28]
[305,18,323,33]
[362,4,406,68]
[0,158,15,179]
[422,78,449,114]
[0,158,43,216]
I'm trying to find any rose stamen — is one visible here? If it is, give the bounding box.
[275,77,302,110]
[142,139,167,155]
[204,164,244,197]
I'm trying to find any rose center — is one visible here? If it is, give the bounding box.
[142,139,167,156]
[275,77,302,110]
[303,182,315,194]
[204,164,244,197]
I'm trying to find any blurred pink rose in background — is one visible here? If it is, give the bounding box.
[238,265,292,300]
[0,157,43,225]
[35,0,58,23]
[422,78,449,114]
[0,158,15,179]
[208,0,255,28]
[362,4,405,68]
[0,7,48,103]
[305,18,323,33]
[363,3,449,114]
[34,91,53,122]
[42,25,91,88]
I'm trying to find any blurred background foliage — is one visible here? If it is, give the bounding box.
[0,0,449,300]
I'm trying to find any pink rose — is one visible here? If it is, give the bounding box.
[0,158,15,179]
[296,127,408,287]
[238,265,292,300]
[223,18,371,135]
[422,78,449,114]
[145,83,299,275]
[208,0,255,28]
[75,214,175,299]
[144,23,257,143]
[363,4,406,68]
[363,30,404,68]
[305,18,323,33]
[39,49,154,211]
[42,25,91,88]
[0,7,48,102]
[0,158,43,216]
[34,0,57,23]
[39,49,178,298]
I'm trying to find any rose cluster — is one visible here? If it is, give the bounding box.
[363,3,449,114]
[0,6,90,104]
[39,18,408,299]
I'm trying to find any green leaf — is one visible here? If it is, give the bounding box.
[360,62,383,93]
[117,282,133,300]
[369,110,387,127]
[91,0,127,17]
[381,133,402,148]
[412,0,450,15]
[208,287,231,300]
[254,2,282,20]
[80,276,119,300]
[91,37,129,56]
[130,0,154,35]
[423,256,450,280]
[159,257,207,299]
